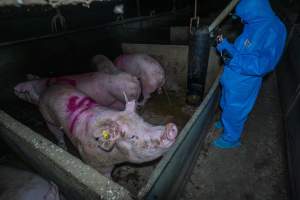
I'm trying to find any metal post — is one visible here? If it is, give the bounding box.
[172,0,176,11]
[208,0,240,33]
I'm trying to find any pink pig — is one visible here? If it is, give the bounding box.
[0,165,63,200]
[114,54,166,105]
[91,54,119,74]
[38,84,178,176]
[14,71,141,110]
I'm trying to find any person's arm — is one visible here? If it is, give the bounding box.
[217,37,275,77]
[216,38,237,56]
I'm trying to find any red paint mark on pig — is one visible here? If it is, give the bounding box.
[66,96,96,134]
[67,96,80,113]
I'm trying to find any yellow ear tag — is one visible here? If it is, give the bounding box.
[102,130,110,140]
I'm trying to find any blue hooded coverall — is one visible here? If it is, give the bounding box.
[213,0,287,148]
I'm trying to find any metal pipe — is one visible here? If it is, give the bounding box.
[208,0,240,33]
[193,0,198,18]
[172,0,176,11]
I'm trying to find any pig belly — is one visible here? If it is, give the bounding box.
[47,72,130,109]
[52,73,136,110]
[58,74,117,107]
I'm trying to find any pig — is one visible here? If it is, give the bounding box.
[0,165,63,200]
[38,84,178,176]
[14,71,141,110]
[114,54,166,105]
[91,54,119,74]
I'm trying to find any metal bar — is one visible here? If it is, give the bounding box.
[208,0,240,33]
[193,0,198,18]
[0,0,100,7]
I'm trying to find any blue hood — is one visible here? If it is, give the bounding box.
[235,0,275,23]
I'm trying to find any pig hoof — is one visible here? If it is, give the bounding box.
[26,74,40,80]
[137,101,145,107]
[58,141,67,150]
[14,82,40,104]
[14,90,37,104]
[157,87,163,94]
[136,103,144,111]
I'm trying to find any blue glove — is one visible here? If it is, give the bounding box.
[216,38,231,54]
[222,49,233,65]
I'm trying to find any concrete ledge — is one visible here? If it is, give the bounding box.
[0,110,132,200]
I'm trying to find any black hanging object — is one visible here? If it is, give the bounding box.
[186,25,210,106]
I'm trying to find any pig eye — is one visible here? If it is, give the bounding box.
[130,135,138,140]
[130,136,135,139]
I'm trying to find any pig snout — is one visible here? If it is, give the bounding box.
[160,123,178,145]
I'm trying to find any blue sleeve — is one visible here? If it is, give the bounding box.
[228,50,273,77]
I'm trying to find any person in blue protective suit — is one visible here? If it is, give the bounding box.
[213,0,287,149]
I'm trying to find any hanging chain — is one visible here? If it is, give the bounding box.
[194,0,197,18]
[51,8,66,33]
[190,0,200,34]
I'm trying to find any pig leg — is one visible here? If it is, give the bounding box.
[137,92,151,106]
[26,74,40,80]
[77,145,113,177]
[101,167,113,178]
[157,87,163,94]
[46,122,67,150]
[14,79,47,105]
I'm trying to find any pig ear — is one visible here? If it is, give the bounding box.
[123,91,136,113]
[123,91,129,103]
[94,120,121,152]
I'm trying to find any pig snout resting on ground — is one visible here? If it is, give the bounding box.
[114,53,166,105]
[14,71,141,110]
[91,54,119,74]
[39,84,178,176]
[0,165,62,200]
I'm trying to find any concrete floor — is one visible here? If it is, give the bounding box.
[180,73,288,200]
